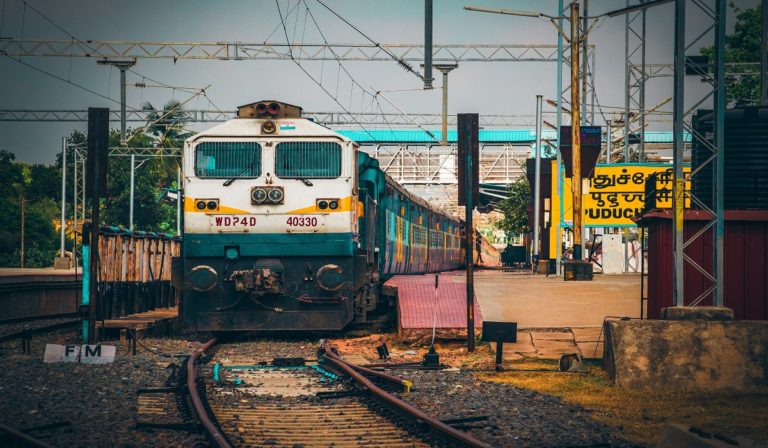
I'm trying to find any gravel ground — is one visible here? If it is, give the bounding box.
[1,334,641,447]
[0,329,206,447]
[394,369,644,448]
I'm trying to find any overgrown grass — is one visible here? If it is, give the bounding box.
[477,359,768,446]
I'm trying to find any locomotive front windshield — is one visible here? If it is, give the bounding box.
[276,142,341,179]
[195,141,262,178]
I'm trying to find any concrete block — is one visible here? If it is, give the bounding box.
[604,319,768,390]
[662,306,734,321]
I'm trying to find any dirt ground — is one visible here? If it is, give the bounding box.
[331,334,768,447]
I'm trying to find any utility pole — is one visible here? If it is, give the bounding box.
[606,120,612,163]
[672,0,685,306]
[533,95,543,265]
[60,138,67,261]
[96,59,136,145]
[581,0,589,124]
[762,0,767,105]
[570,2,583,261]
[177,166,182,235]
[424,0,433,89]
[129,154,135,230]
[20,193,25,269]
[98,59,136,231]
[435,64,458,145]
[458,113,479,353]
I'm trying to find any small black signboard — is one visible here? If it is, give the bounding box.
[482,321,517,371]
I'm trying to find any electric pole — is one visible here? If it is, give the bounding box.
[435,64,458,145]
[570,2,583,261]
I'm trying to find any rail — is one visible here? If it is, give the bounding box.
[187,338,491,448]
[186,338,233,448]
[321,341,492,448]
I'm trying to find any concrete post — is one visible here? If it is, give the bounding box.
[533,95,543,263]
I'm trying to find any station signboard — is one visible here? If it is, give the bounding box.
[551,163,691,228]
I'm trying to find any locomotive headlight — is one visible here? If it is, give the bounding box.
[316,264,345,291]
[251,187,268,204]
[317,200,328,210]
[189,265,218,292]
[267,187,284,204]
[261,120,276,134]
[195,200,207,210]
[207,200,218,210]
[329,200,339,210]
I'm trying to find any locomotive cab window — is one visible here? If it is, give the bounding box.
[195,142,262,178]
[276,142,342,179]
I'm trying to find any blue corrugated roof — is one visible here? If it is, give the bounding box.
[337,129,688,144]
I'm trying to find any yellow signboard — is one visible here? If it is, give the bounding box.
[552,163,690,227]
[548,163,690,259]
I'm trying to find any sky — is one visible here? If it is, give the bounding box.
[0,0,760,164]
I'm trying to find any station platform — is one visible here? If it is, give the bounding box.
[0,268,80,321]
[387,269,641,358]
[474,270,641,360]
[384,271,482,342]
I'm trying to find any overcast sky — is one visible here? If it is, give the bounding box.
[0,0,759,164]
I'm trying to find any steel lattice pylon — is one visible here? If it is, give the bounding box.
[672,0,726,307]
[624,0,647,162]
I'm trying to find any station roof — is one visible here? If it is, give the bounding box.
[336,129,690,144]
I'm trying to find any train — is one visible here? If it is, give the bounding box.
[176,100,499,332]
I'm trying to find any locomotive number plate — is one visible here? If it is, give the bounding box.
[211,215,257,229]
[285,215,324,233]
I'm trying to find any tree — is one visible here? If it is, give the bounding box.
[102,130,178,233]
[701,4,763,106]
[0,150,58,267]
[494,176,531,241]
[141,99,194,148]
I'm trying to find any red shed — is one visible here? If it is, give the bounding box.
[638,210,768,320]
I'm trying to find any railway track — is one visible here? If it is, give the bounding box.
[186,339,492,448]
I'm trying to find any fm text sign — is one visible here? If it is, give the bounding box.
[44,344,116,364]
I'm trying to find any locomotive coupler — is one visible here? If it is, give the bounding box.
[229,263,285,297]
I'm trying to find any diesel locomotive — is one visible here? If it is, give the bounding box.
[177,100,499,332]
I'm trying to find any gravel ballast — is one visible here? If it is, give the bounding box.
[395,369,643,447]
[1,334,640,447]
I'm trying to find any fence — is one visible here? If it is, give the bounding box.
[93,226,180,321]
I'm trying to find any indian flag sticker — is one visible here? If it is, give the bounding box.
[280,122,296,131]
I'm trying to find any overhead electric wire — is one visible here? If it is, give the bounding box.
[314,0,424,81]
[12,0,213,118]
[276,0,379,142]
[4,56,126,108]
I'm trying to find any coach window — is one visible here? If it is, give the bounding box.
[275,142,342,179]
[195,142,262,178]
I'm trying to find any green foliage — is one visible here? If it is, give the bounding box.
[102,131,178,232]
[701,4,763,106]
[0,151,59,267]
[0,102,192,267]
[494,176,532,239]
